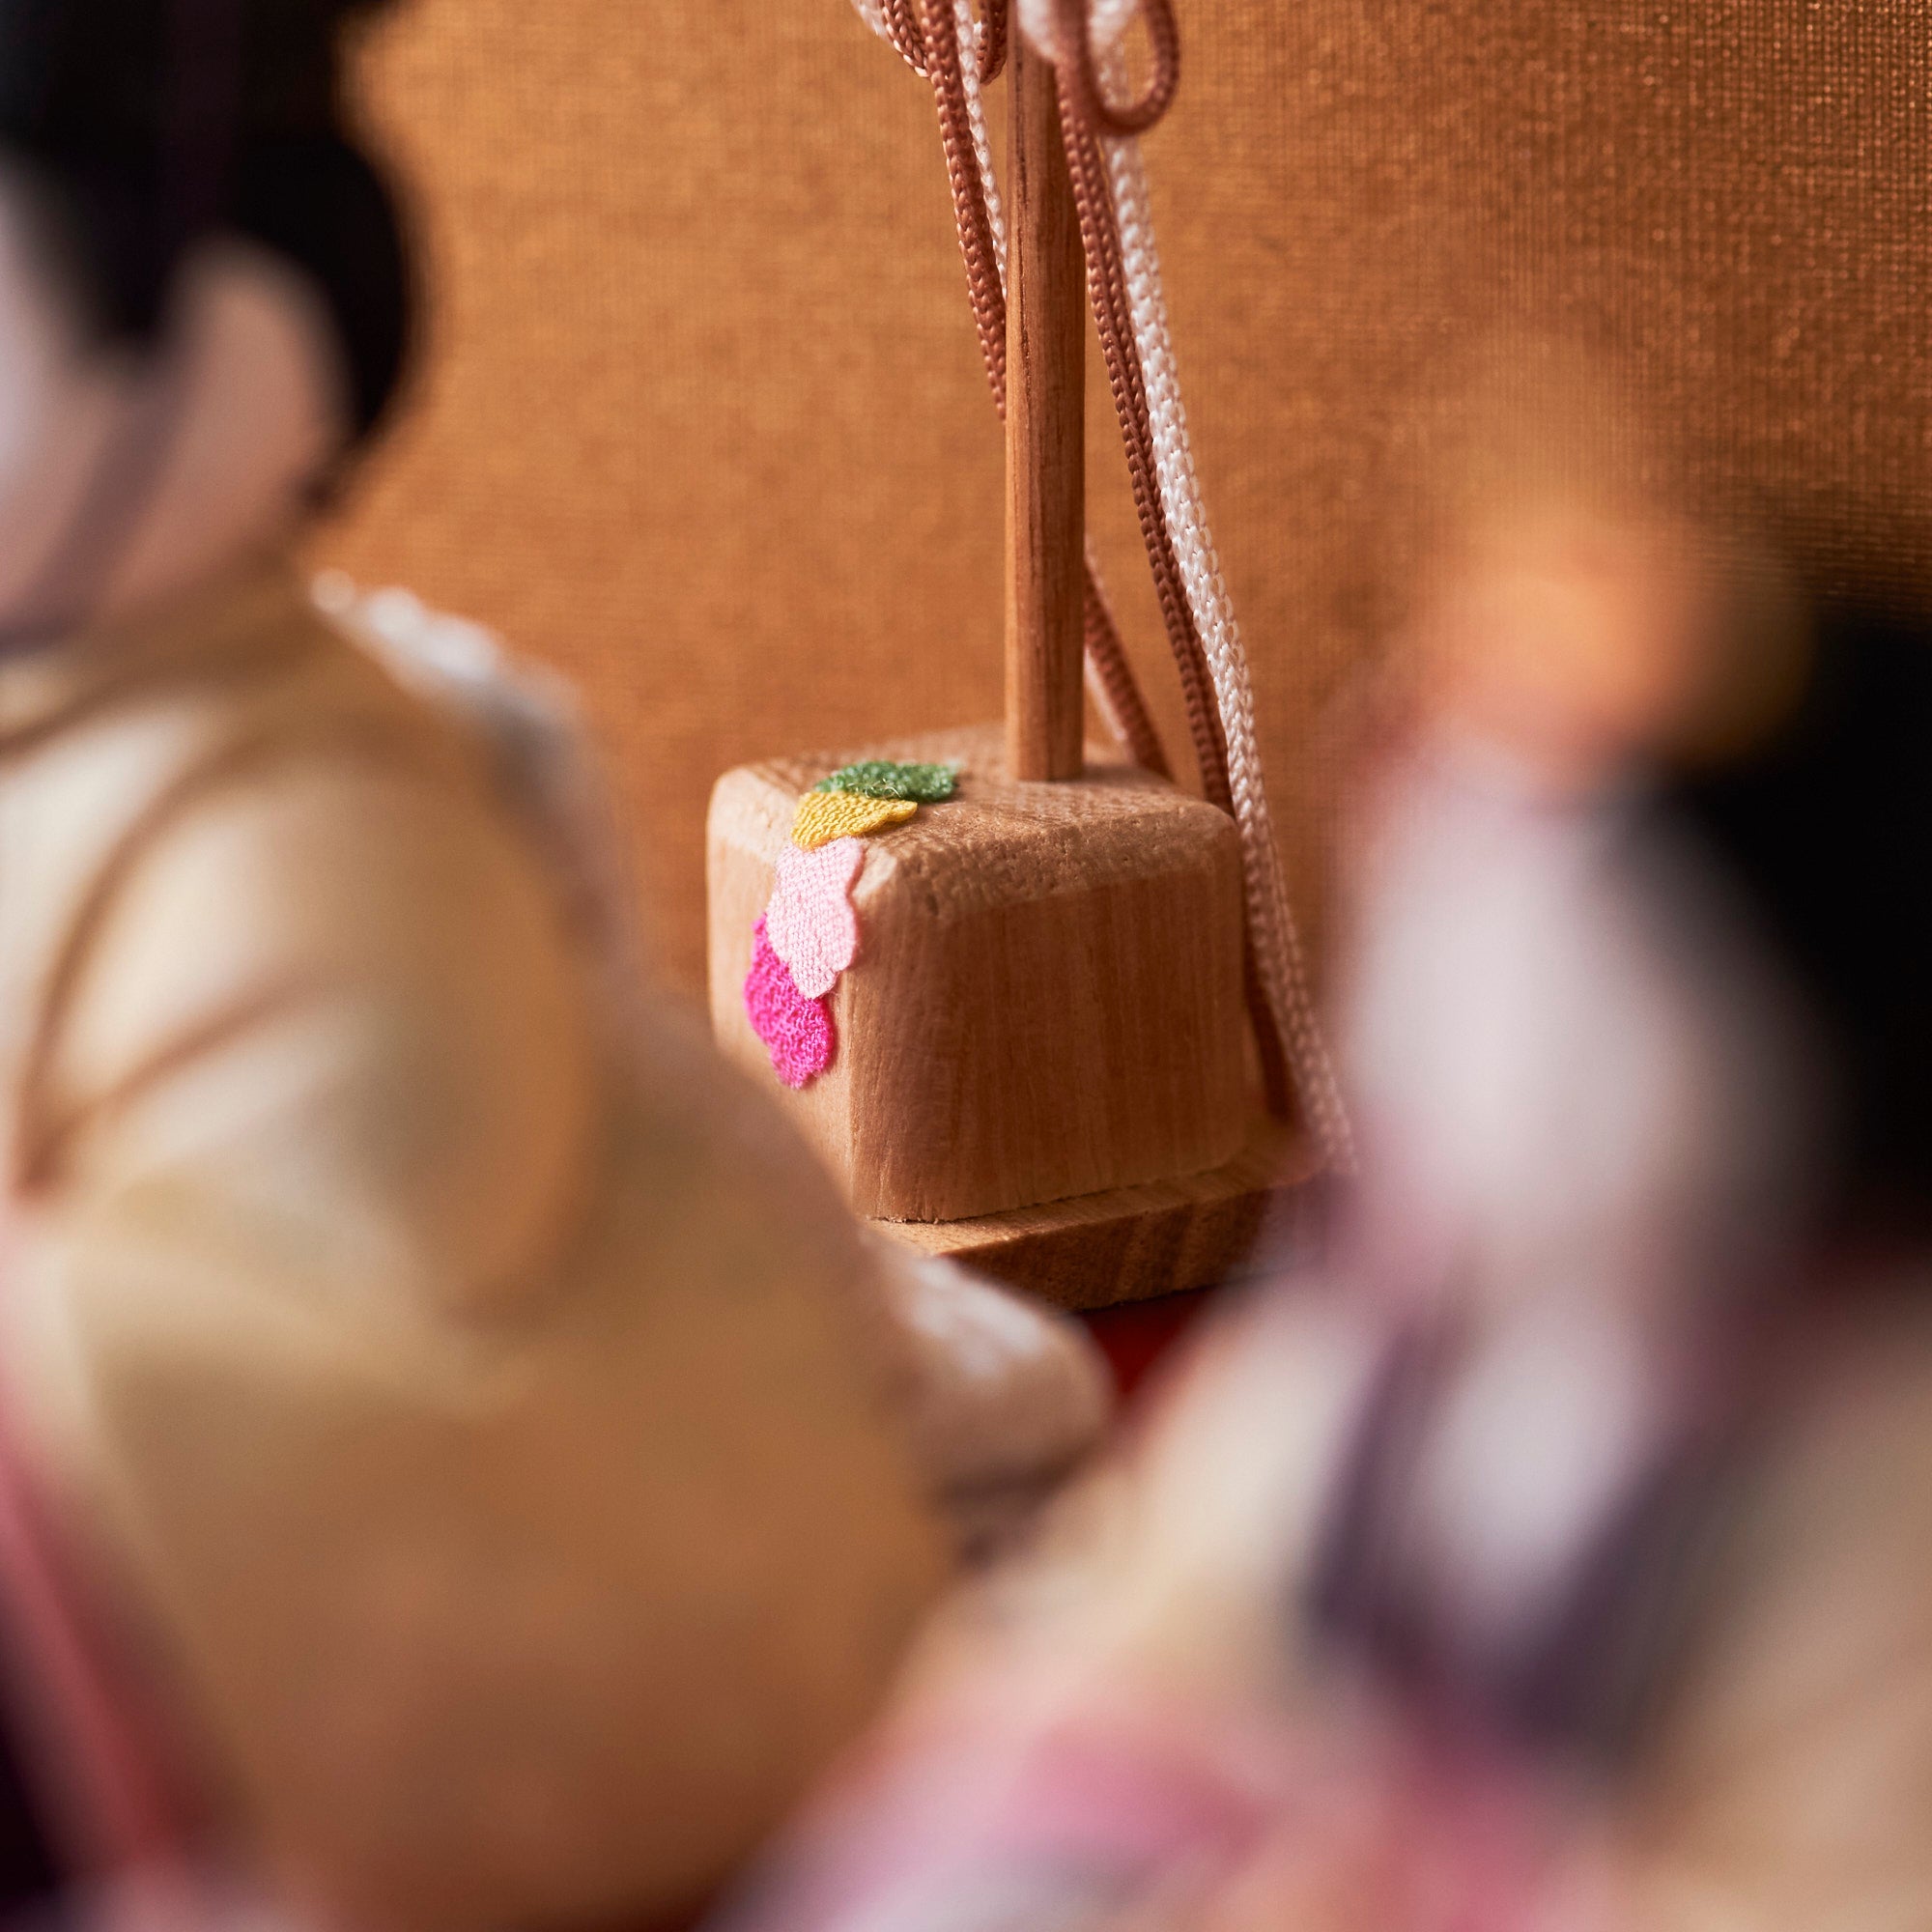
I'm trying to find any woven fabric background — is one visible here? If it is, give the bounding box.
[313,1,1932,993]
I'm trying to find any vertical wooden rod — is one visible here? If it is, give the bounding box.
[1005,34,1086,781]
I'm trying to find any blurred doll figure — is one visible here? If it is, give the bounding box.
[711,361,1932,1932]
[1347,379,1823,1345]
[0,0,1110,1924]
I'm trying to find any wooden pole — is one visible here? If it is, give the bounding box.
[1005,33,1086,782]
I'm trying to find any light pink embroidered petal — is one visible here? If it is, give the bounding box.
[765,837,864,999]
[744,916,835,1088]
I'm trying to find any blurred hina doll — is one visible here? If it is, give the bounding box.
[0,0,1110,1922]
[713,364,1932,1932]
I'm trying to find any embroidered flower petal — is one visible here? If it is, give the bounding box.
[744,916,836,1088]
[791,789,918,849]
[766,837,864,999]
[812,759,959,804]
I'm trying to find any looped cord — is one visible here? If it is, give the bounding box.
[976,0,1009,82]
[1052,0,1179,135]
[859,0,1008,82]
[882,0,927,71]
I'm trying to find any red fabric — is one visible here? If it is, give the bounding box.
[1083,1289,1216,1403]
[0,1222,195,1885]
[0,1453,185,1875]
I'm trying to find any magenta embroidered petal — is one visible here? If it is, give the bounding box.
[744,915,836,1088]
[765,837,864,999]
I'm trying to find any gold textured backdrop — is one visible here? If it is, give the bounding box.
[313,1,1932,994]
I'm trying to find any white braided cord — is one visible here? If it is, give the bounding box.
[1097,99,1355,1168]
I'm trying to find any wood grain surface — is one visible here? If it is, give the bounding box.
[871,1114,1322,1311]
[709,724,1248,1224]
[1004,35,1086,784]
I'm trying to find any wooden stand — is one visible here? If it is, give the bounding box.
[707,725,1307,1309]
[1005,32,1086,783]
[703,38,1310,1309]
[871,1115,1320,1312]
[709,724,1251,1222]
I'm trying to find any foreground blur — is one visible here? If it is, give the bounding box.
[710,366,1932,1932]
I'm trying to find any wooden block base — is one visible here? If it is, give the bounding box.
[870,1117,1321,1312]
[709,724,1250,1225]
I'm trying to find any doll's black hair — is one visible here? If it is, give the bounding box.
[1662,599,1932,1250]
[0,0,412,444]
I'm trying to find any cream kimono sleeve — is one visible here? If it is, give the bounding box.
[0,748,946,1929]
[23,751,600,1315]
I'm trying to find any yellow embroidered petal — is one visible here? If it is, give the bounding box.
[791,790,918,848]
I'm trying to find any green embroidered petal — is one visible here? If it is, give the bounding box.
[812,759,959,804]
